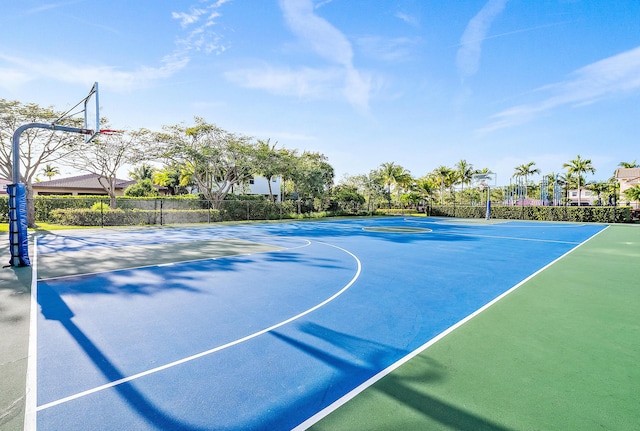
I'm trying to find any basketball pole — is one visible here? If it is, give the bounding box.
[9,123,94,267]
[485,185,491,220]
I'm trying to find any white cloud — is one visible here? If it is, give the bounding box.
[395,12,419,27]
[479,45,640,133]
[456,0,509,81]
[171,9,207,27]
[279,0,371,111]
[172,0,231,55]
[0,52,189,93]
[0,67,32,90]
[225,65,343,99]
[356,36,418,62]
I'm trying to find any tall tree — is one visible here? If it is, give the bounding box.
[69,129,150,208]
[623,185,640,204]
[1,99,84,225]
[129,163,156,181]
[432,165,455,204]
[153,118,257,209]
[414,176,435,210]
[153,163,193,195]
[563,155,596,206]
[379,162,402,196]
[588,181,609,205]
[254,139,286,202]
[287,151,334,213]
[455,159,475,193]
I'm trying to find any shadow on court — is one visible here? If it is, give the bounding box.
[271,322,514,431]
[37,283,208,431]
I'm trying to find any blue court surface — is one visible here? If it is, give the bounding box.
[31,217,606,430]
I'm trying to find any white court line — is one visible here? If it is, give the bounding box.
[435,231,582,244]
[405,217,588,228]
[37,240,361,412]
[293,225,610,430]
[24,237,38,431]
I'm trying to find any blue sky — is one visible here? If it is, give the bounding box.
[2,0,639,184]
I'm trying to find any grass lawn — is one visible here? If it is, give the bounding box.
[0,223,96,232]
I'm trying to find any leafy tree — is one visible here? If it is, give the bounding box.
[588,181,609,205]
[394,168,414,206]
[129,163,156,181]
[455,159,475,193]
[68,129,150,208]
[331,185,365,212]
[378,162,402,207]
[340,171,386,212]
[254,139,287,202]
[287,151,334,213]
[563,155,596,206]
[153,163,193,195]
[414,176,435,209]
[40,163,60,180]
[153,118,257,209]
[431,166,456,204]
[1,99,84,225]
[623,185,640,204]
[124,178,159,197]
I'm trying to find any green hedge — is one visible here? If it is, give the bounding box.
[429,205,631,223]
[49,208,221,226]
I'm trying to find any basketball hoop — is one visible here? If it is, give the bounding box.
[99,129,121,135]
[478,182,487,192]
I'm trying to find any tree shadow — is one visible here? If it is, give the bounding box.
[272,322,515,431]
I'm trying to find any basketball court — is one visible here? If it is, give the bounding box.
[26,217,625,430]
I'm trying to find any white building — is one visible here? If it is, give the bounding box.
[240,176,282,201]
[615,168,640,209]
[566,188,594,206]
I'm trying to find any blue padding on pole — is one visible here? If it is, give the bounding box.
[8,183,31,266]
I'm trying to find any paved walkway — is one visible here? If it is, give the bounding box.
[0,238,32,431]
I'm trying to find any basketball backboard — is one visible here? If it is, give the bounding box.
[83,82,100,142]
[471,172,497,189]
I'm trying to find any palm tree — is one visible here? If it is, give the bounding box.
[588,181,609,206]
[624,185,640,203]
[414,176,435,209]
[129,163,155,181]
[394,169,414,206]
[455,159,475,192]
[563,155,596,206]
[254,139,284,201]
[432,165,455,204]
[40,164,60,180]
[379,162,409,208]
[513,162,540,199]
[618,161,638,168]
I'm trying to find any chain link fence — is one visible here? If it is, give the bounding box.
[27,197,298,226]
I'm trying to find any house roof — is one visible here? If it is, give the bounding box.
[34,173,134,190]
[614,168,640,181]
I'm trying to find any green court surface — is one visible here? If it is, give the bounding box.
[310,224,640,431]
